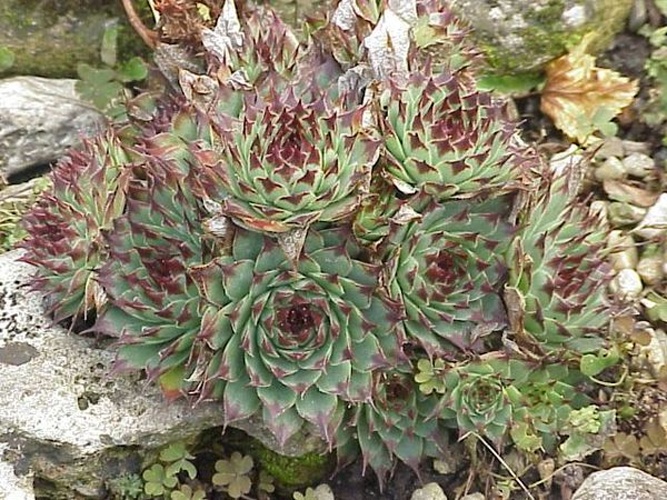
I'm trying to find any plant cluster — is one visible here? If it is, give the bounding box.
[21,0,617,489]
[76,24,148,117]
[107,441,276,500]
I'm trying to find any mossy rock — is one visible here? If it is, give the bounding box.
[452,0,633,77]
[0,0,152,78]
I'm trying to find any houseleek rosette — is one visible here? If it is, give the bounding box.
[94,162,212,398]
[438,360,516,446]
[196,88,380,234]
[381,71,522,199]
[336,369,446,487]
[192,226,405,445]
[20,133,132,322]
[383,196,513,356]
[506,168,611,354]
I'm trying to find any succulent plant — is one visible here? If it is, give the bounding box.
[20,133,132,323]
[438,358,516,446]
[94,161,210,398]
[336,368,447,485]
[194,87,379,237]
[380,70,523,199]
[191,225,405,444]
[18,0,618,491]
[505,165,611,356]
[382,195,513,356]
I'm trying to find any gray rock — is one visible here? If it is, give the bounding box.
[0,77,105,178]
[460,494,485,500]
[0,249,323,498]
[622,153,655,179]
[451,0,632,75]
[635,193,667,239]
[0,449,34,500]
[411,482,448,500]
[572,467,667,500]
[595,156,625,182]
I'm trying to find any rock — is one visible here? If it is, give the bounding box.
[0,249,323,498]
[0,0,148,79]
[572,467,667,500]
[621,140,651,156]
[609,268,643,301]
[595,156,625,182]
[450,0,632,75]
[622,153,655,179]
[460,494,485,500]
[594,137,625,161]
[0,450,34,500]
[637,253,663,286]
[411,482,448,500]
[0,77,105,178]
[608,202,646,226]
[607,231,638,272]
[635,193,667,239]
[311,484,335,500]
[640,328,667,380]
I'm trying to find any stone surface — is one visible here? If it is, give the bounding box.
[0,448,34,500]
[572,467,667,500]
[636,193,667,239]
[451,0,632,75]
[0,77,105,178]
[411,482,448,500]
[0,249,322,498]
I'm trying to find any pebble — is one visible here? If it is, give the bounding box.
[622,152,655,178]
[621,140,651,156]
[460,494,486,500]
[593,137,625,160]
[308,484,334,500]
[607,230,638,271]
[641,328,667,380]
[608,202,647,226]
[595,156,625,181]
[635,194,667,239]
[411,482,448,500]
[610,268,643,301]
[637,253,664,286]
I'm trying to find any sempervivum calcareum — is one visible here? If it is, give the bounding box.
[382,195,514,357]
[17,0,618,490]
[380,71,524,200]
[336,368,447,486]
[190,226,405,445]
[505,165,611,355]
[20,133,132,323]
[194,85,379,235]
[94,159,211,399]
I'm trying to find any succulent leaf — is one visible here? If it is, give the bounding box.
[345,368,446,488]
[191,226,404,444]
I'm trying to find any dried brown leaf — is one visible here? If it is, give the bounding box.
[541,34,638,144]
[602,432,640,464]
[602,179,660,207]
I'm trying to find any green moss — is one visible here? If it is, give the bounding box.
[250,443,333,491]
[473,0,632,76]
[0,0,150,78]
